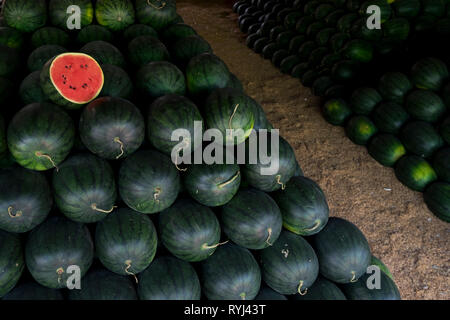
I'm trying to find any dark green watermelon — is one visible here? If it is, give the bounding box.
[95,208,158,276]
[255,286,288,300]
[424,182,450,222]
[337,13,359,32]
[26,216,94,289]
[410,57,449,91]
[147,94,203,155]
[68,269,137,300]
[161,23,196,45]
[27,44,67,72]
[329,33,351,52]
[2,282,63,300]
[0,26,24,49]
[321,53,342,69]
[118,149,180,213]
[95,0,135,31]
[345,115,378,145]
[315,28,335,46]
[221,188,282,250]
[246,33,260,49]
[0,230,24,298]
[377,72,412,104]
[260,231,319,295]
[253,37,270,54]
[135,0,177,31]
[19,71,48,104]
[383,18,410,41]
[321,98,352,125]
[3,0,47,32]
[271,49,289,67]
[315,3,335,20]
[297,41,315,60]
[293,276,347,300]
[371,101,410,134]
[127,35,169,66]
[433,147,450,182]
[80,41,125,68]
[393,0,421,18]
[273,176,329,236]
[306,21,326,38]
[53,153,117,223]
[312,217,371,284]
[201,243,261,300]
[399,121,444,158]
[184,163,241,207]
[99,64,133,99]
[332,60,360,82]
[171,35,212,67]
[344,39,373,63]
[7,103,75,171]
[159,198,221,262]
[49,0,94,30]
[340,270,401,300]
[186,53,231,99]
[123,24,158,42]
[0,44,20,77]
[312,76,334,96]
[138,256,201,300]
[31,27,69,48]
[291,63,310,79]
[395,155,437,191]
[368,134,406,167]
[440,117,450,144]
[136,61,186,99]
[370,255,394,280]
[350,87,382,115]
[204,88,256,145]
[76,25,114,45]
[79,97,145,160]
[405,89,446,122]
[242,134,297,192]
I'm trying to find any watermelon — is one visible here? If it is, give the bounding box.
[315,28,335,46]
[201,243,261,300]
[292,63,310,79]
[136,61,186,99]
[247,23,261,35]
[321,98,352,125]
[253,37,270,54]
[395,155,437,191]
[49,0,94,30]
[344,39,373,63]
[325,9,346,26]
[284,11,302,29]
[3,0,47,33]
[276,30,295,49]
[325,84,348,98]
[95,0,135,31]
[171,35,212,67]
[221,188,282,250]
[118,149,180,214]
[80,97,145,160]
[0,230,24,298]
[0,26,24,48]
[161,23,196,44]
[242,135,297,192]
[76,25,114,45]
[80,41,125,68]
[27,44,67,72]
[337,13,359,32]
[370,255,394,280]
[306,21,326,38]
[26,216,94,289]
[271,49,289,67]
[321,53,343,68]
[273,176,329,236]
[315,4,335,20]
[377,72,412,103]
[440,117,450,144]
[345,115,378,145]
[2,282,63,300]
[31,27,69,48]
[371,101,410,134]
[350,87,382,115]
[340,270,401,300]
[127,35,169,66]
[424,182,450,222]
[261,43,278,60]
[204,88,256,145]
[53,153,117,223]
[259,20,278,37]
[99,64,133,99]
[288,35,306,53]
[0,167,52,233]
[68,269,137,300]
[399,121,444,158]
[135,0,178,31]
[433,147,450,182]
[124,24,158,42]
[294,16,312,34]
[240,16,258,33]
[312,217,371,284]
[184,163,241,207]
[7,103,75,171]
[368,134,406,167]
[138,256,201,300]
[293,276,347,300]
[329,33,351,53]
[297,41,315,60]
[260,231,319,295]
[383,18,410,41]
[410,57,449,91]
[312,76,334,96]
[19,71,48,104]
[405,89,446,122]
[332,60,360,82]
[255,287,288,300]
[95,208,158,276]
[159,198,221,262]
[393,0,421,18]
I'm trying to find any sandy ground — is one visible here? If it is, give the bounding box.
[177,0,449,300]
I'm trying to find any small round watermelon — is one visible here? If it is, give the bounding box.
[378,72,412,104]
[0,26,24,49]
[171,35,213,67]
[19,71,48,105]
[371,101,410,134]
[95,0,135,31]
[31,27,70,48]
[395,155,437,191]
[349,87,382,115]
[160,23,197,45]
[368,134,406,167]
[76,25,113,45]
[27,44,68,72]
[127,35,169,66]
[345,115,378,145]
[399,121,444,158]
[321,98,352,125]
[49,0,94,30]
[123,24,158,42]
[0,230,24,298]
[80,41,125,68]
[3,0,47,33]
[135,0,178,31]
[410,57,449,91]
[99,64,133,99]
[405,89,446,122]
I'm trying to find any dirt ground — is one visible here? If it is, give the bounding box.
[177,0,449,300]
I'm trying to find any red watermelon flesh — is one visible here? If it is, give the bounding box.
[50,53,104,104]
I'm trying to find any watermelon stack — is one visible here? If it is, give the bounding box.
[0,0,400,300]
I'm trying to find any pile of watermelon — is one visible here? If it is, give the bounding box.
[234,0,449,222]
[0,0,401,300]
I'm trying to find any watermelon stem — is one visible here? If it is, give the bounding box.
[297,280,308,296]
[276,175,286,190]
[153,187,162,203]
[201,240,229,252]
[113,137,125,159]
[265,228,273,246]
[218,170,240,188]
[350,271,357,283]
[35,151,59,171]
[91,203,117,214]
[7,206,22,218]
[56,267,64,284]
[147,0,166,10]
[227,104,240,140]
[124,260,139,284]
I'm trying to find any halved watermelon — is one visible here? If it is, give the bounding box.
[40,52,104,109]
